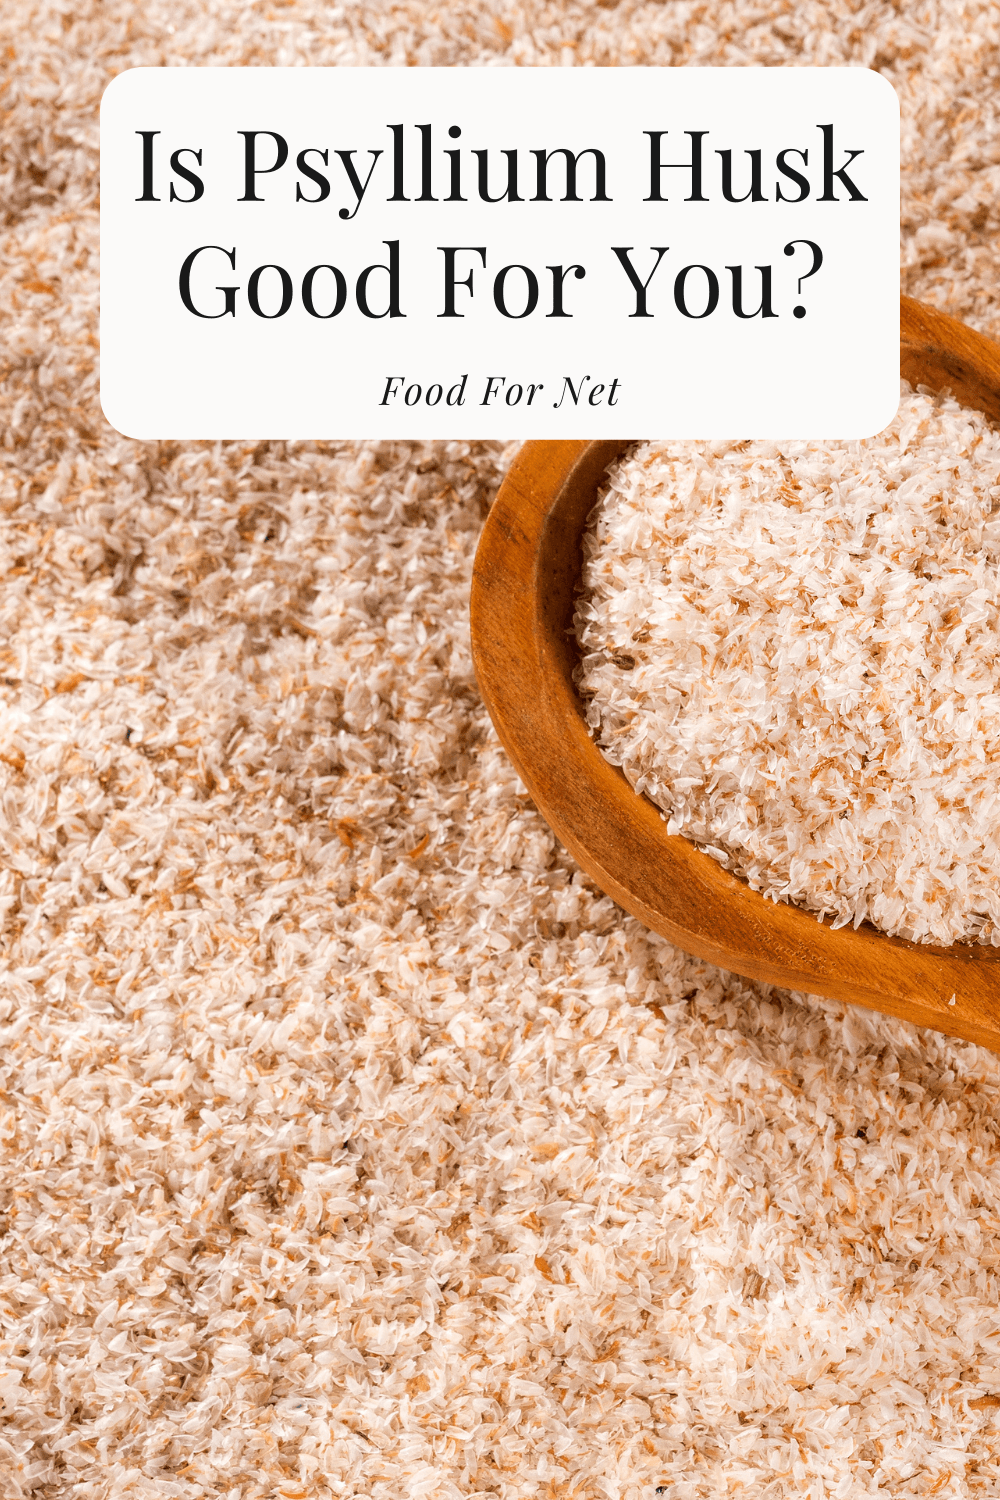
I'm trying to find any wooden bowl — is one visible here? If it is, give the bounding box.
[470,295,1000,1051]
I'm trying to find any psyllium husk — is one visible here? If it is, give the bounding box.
[575,383,1000,946]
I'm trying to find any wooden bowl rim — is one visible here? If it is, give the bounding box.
[470,295,1000,1051]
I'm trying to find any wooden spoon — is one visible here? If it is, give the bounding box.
[470,295,1000,1051]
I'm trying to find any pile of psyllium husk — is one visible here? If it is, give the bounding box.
[575,382,1000,946]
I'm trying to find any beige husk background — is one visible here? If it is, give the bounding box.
[2,4,1000,1499]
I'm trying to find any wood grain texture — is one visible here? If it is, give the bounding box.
[901,295,1000,426]
[470,296,1000,1052]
